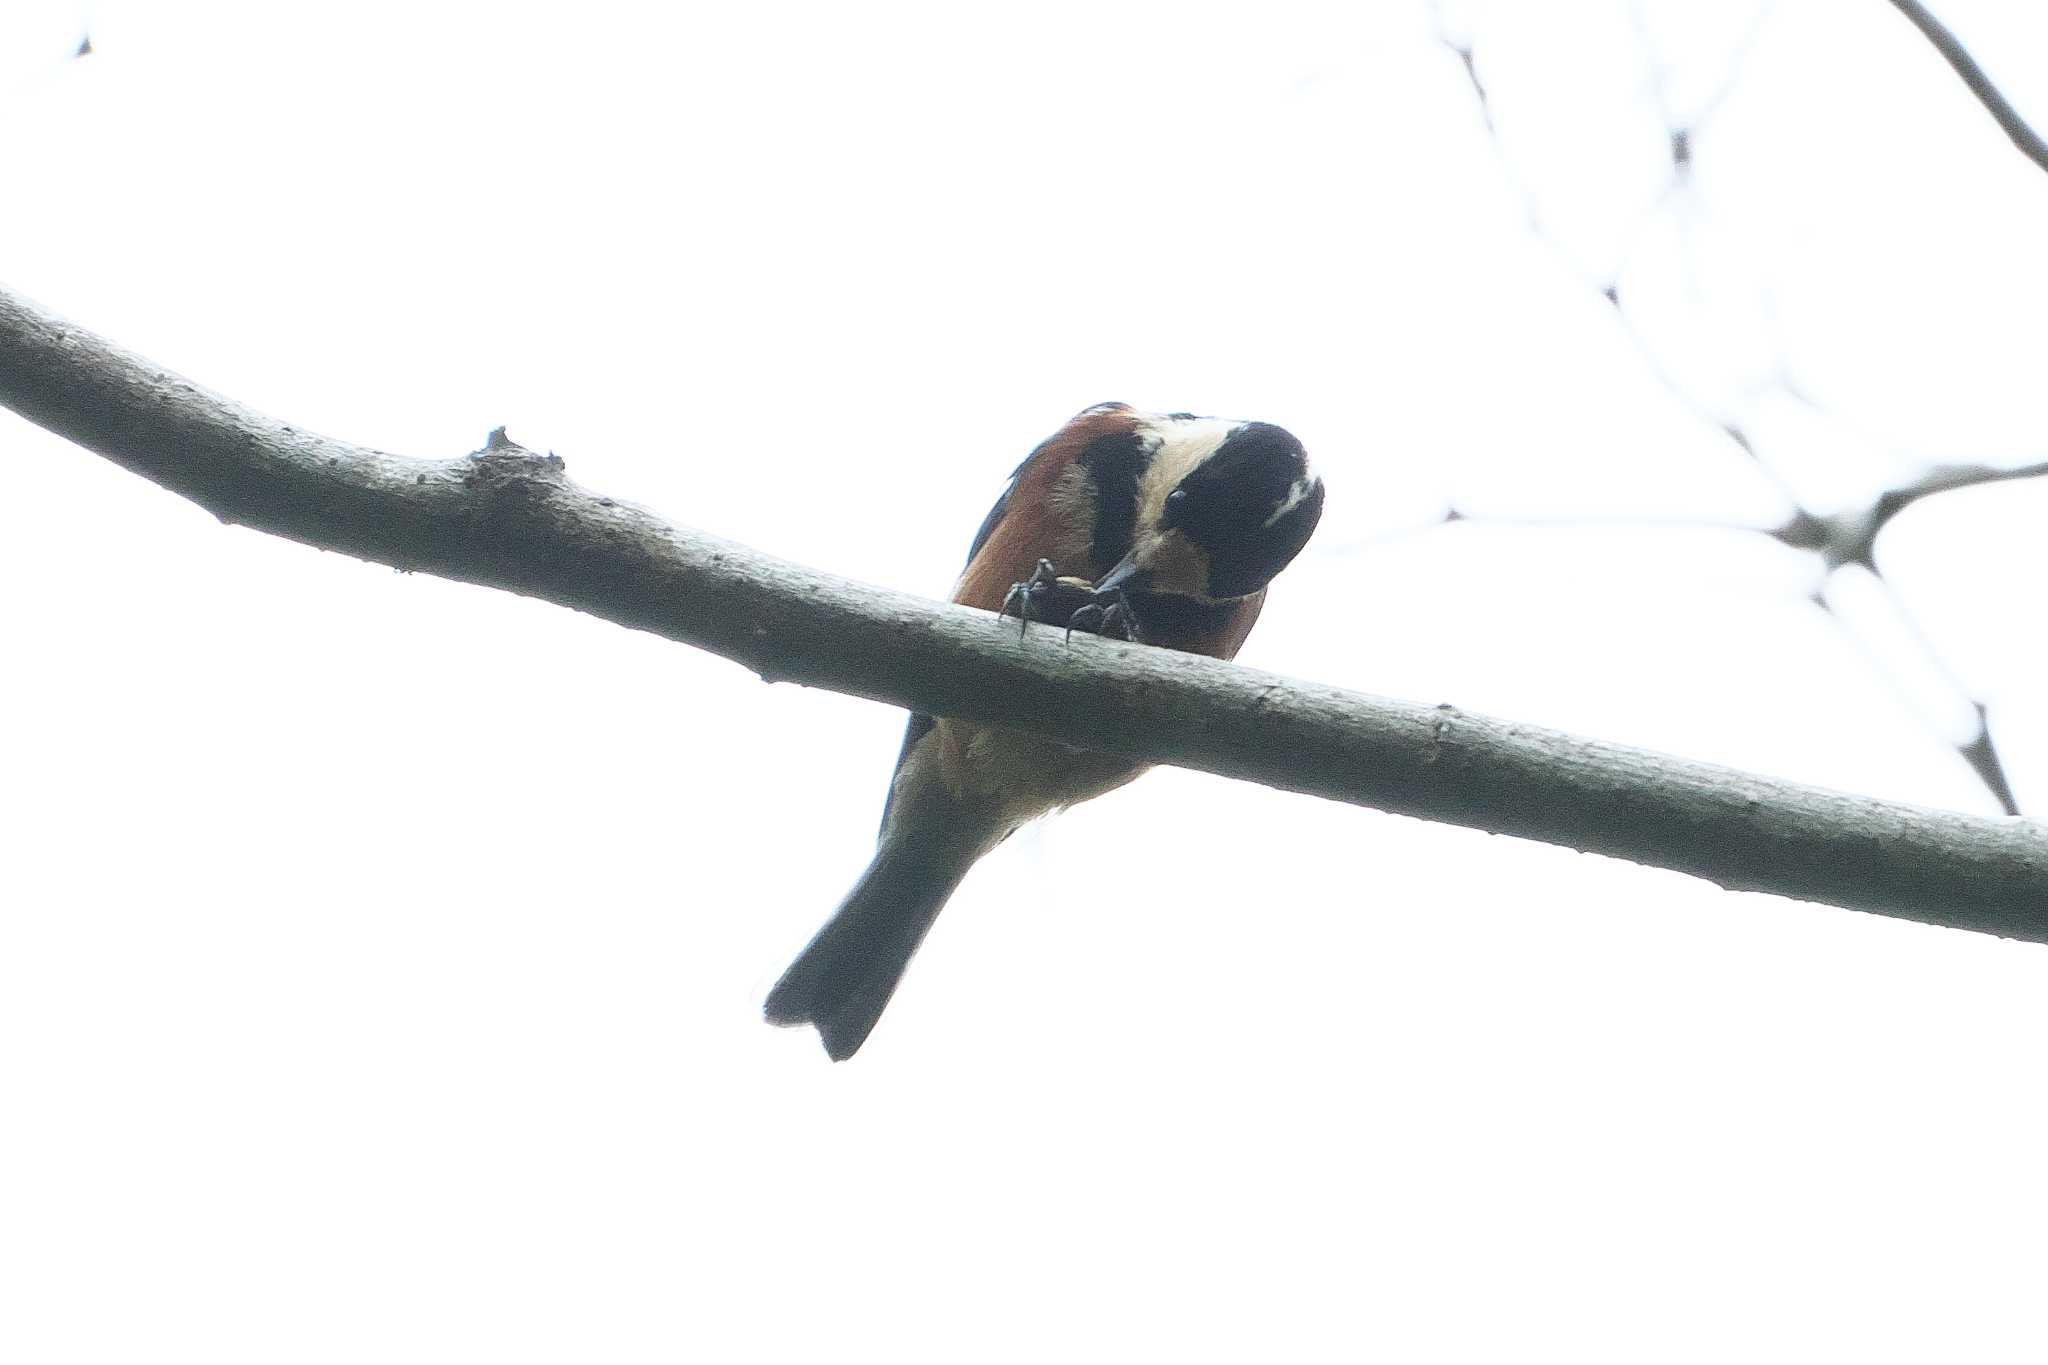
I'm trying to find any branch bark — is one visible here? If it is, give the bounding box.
[3,283,2045,934]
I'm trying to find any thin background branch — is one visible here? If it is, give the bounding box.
[1434,3,2043,814]
[1887,0,2048,175]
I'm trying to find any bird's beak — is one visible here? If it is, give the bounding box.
[1092,545,1149,595]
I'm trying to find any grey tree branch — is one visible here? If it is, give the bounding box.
[1886,0,2048,176]
[3,284,2045,933]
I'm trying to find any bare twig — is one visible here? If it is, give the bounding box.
[1958,704,2023,817]
[1774,455,2047,817]
[1772,458,2048,571]
[2,284,2045,931]
[1808,587,2024,815]
[1886,0,2048,176]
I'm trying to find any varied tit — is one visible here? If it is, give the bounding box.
[765,402,1325,1059]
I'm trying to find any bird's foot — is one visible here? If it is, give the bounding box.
[1001,559,1064,639]
[1000,560,1137,644]
[1061,590,1136,644]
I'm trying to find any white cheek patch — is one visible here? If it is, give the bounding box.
[1133,416,1236,538]
[1263,474,1317,527]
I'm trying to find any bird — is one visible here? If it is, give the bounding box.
[764,402,1325,1059]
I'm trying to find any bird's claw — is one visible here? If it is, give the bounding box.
[1062,594,1135,644]
[1001,559,1064,639]
[1002,559,1136,644]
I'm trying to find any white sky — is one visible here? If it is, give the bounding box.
[4,1,2047,1360]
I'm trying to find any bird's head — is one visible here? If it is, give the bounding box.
[1094,413,1324,602]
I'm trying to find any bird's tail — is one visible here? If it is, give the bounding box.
[765,806,992,1061]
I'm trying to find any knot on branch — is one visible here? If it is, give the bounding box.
[1771,507,1879,572]
[463,427,567,493]
[1428,702,1461,762]
[454,429,579,566]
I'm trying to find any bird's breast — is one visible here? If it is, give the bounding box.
[932,717,1149,824]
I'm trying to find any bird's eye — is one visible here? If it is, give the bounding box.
[1167,489,1187,506]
